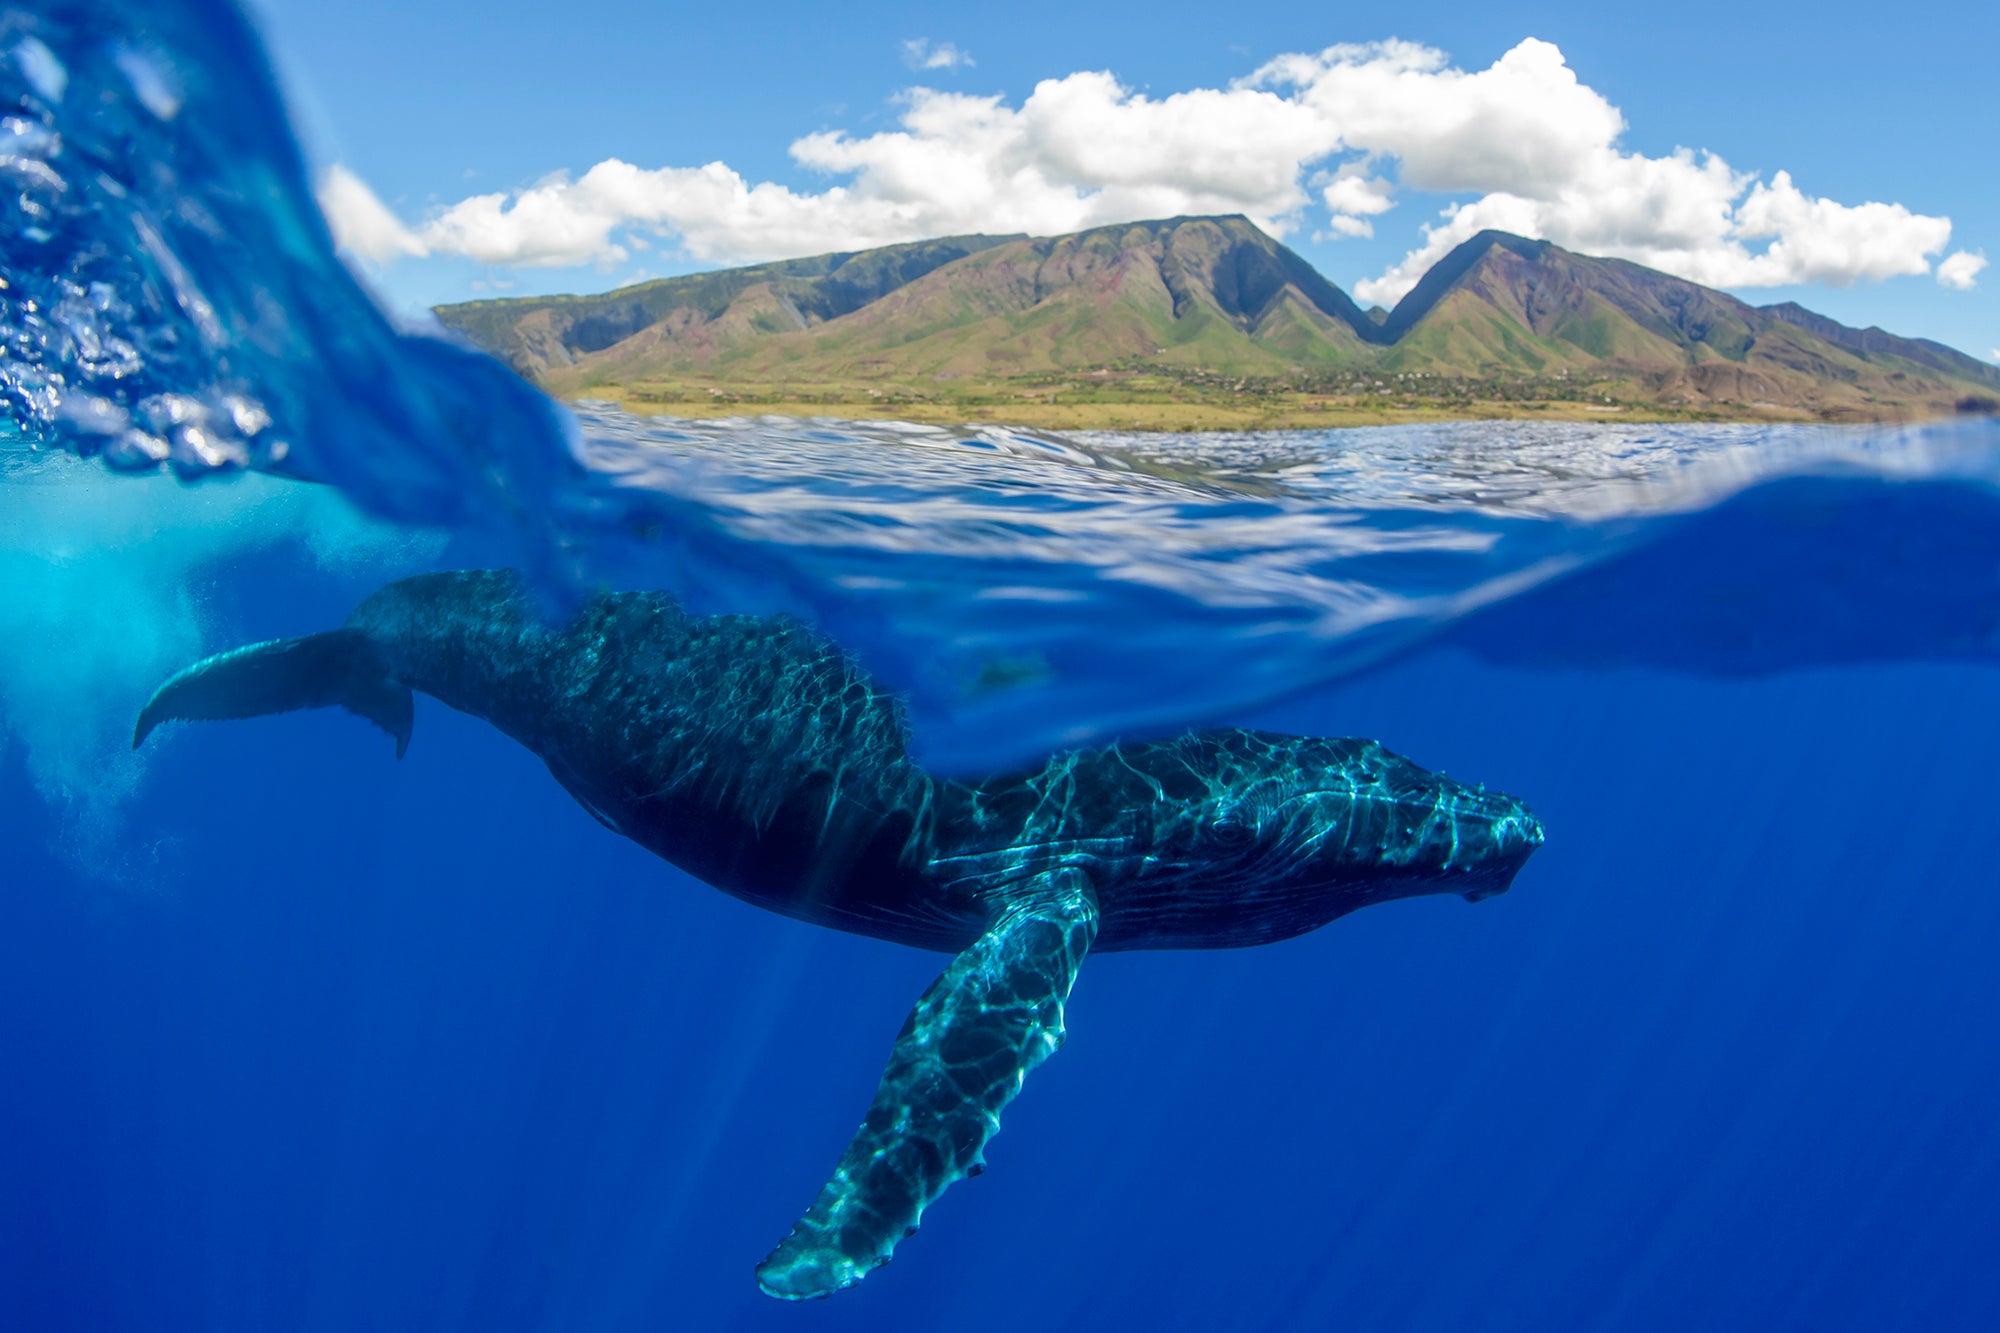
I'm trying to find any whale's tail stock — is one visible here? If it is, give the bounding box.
[133,629,413,758]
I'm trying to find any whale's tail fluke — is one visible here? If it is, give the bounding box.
[134,629,413,758]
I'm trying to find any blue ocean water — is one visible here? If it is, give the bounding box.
[5,2,2000,1329]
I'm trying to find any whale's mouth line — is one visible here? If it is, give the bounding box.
[1266,787,1541,871]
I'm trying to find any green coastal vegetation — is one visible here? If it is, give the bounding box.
[436,218,2000,431]
[585,365,1689,432]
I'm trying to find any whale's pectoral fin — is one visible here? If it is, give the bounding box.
[133,629,413,758]
[757,868,1100,1300]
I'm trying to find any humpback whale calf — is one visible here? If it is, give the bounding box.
[135,570,1543,1299]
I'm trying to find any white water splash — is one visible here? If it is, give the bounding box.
[0,452,440,878]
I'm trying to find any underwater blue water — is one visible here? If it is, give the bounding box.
[5,1,2000,1329]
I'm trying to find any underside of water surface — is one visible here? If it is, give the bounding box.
[4,2,2000,1330]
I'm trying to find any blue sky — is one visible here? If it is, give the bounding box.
[251,0,1996,361]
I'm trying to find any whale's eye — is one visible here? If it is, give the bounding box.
[1210,811,1253,847]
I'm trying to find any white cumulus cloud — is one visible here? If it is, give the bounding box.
[1937,250,1987,291]
[317,164,428,263]
[407,76,1334,267]
[902,38,974,71]
[339,37,1965,307]
[1318,162,1396,239]
[1348,164,1953,306]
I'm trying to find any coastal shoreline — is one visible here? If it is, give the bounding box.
[441,220,2000,436]
[581,385,1983,432]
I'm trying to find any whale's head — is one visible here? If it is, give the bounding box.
[1024,729,1544,947]
[1169,729,1542,900]
[936,727,1541,947]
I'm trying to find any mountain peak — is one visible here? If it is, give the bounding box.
[435,216,1997,420]
[1378,230,1553,341]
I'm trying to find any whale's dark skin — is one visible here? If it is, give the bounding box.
[135,569,1544,1299]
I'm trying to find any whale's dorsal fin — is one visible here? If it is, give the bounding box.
[757,868,1099,1299]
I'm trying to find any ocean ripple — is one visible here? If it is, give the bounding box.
[2,1,1997,777]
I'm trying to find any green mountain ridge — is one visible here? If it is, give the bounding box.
[435,216,2000,423]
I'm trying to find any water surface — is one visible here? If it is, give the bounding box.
[4,3,1999,1329]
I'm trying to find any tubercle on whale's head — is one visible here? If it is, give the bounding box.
[1125,729,1544,908]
